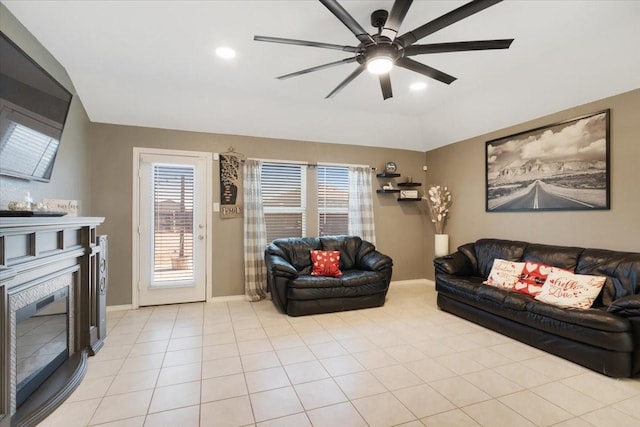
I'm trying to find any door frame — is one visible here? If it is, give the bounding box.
[132,147,213,309]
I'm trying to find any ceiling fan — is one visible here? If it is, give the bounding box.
[254,0,514,100]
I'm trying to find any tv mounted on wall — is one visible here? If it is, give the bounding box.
[0,31,73,182]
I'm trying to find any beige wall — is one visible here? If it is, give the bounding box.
[89,124,430,305]
[424,88,640,278]
[0,4,92,213]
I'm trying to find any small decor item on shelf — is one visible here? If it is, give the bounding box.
[383,183,394,190]
[400,190,419,199]
[384,161,397,174]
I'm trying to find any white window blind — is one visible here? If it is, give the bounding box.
[152,164,195,283]
[317,166,349,236]
[261,163,305,242]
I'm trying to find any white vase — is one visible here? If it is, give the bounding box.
[434,234,449,257]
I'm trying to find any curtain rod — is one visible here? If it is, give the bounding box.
[247,158,375,170]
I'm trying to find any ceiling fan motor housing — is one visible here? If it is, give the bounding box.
[371,9,389,29]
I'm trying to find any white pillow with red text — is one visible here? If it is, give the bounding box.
[484,259,525,289]
[534,270,606,309]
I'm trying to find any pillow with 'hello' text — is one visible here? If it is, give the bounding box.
[534,270,606,309]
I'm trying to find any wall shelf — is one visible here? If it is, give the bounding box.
[376,189,401,193]
[397,197,422,202]
[376,172,401,178]
[397,182,422,187]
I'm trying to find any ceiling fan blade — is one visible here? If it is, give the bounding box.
[405,39,514,55]
[381,0,413,39]
[326,64,366,98]
[277,57,358,80]
[319,0,374,44]
[254,35,361,53]
[396,57,456,85]
[379,73,393,100]
[397,0,503,47]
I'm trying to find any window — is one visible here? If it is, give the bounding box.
[152,164,195,283]
[317,165,349,236]
[261,163,306,242]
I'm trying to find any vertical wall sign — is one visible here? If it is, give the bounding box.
[219,154,244,218]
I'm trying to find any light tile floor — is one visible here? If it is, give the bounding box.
[38,282,640,426]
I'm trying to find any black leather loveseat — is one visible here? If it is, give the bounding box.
[265,236,393,316]
[435,238,640,378]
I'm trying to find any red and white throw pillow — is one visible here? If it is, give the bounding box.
[535,270,606,309]
[513,261,568,297]
[310,250,342,277]
[485,259,525,289]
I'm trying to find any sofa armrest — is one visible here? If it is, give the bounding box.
[358,251,393,272]
[608,295,640,317]
[434,251,474,276]
[266,254,298,278]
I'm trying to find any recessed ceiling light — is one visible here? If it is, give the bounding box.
[410,82,428,91]
[215,47,236,59]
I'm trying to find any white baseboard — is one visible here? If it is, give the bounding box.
[391,278,434,287]
[207,295,246,303]
[106,304,134,312]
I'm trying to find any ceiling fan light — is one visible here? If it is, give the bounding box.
[215,46,236,59]
[366,57,393,75]
[410,82,428,91]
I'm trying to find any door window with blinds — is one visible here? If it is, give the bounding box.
[317,165,349,236]
[152,164,195,284]
[261,163,306,242]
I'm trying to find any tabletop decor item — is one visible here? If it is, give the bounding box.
[423,185,453,257]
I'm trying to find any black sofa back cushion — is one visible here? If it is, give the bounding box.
[321,235,363,270]
[269,235,368,273]
[522,244,584,271]
[577,249,640,306]
[473,239,528,278]
[269,237,321,272]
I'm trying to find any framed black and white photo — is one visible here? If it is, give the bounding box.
[486,110,610,212]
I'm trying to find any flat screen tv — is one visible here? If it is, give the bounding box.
[0,31,73,182]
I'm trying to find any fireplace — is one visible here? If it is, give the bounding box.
[1,217,105,426]
[6,271,75,421]
[15,287,69,408]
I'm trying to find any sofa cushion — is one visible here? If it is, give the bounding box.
[526,299,630,333]
[287,270,387,300]
[289,275,343,289]
[522,243,583,271]
[473,239,528,278]
[577,249,640,306]
[321,236,362,270]
[535,271,606,309]
[270,237,321,271]
[311,250,342,277]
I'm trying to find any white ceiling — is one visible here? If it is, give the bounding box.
[3,1,640,152]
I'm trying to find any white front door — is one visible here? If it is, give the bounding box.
[134,149,211,306]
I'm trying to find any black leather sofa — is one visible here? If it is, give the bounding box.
[435,238,640,378]
[265,236,393,316]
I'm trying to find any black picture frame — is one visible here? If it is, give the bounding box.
[486,109,610,212]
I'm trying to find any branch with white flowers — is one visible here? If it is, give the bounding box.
[422,185,452,234]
